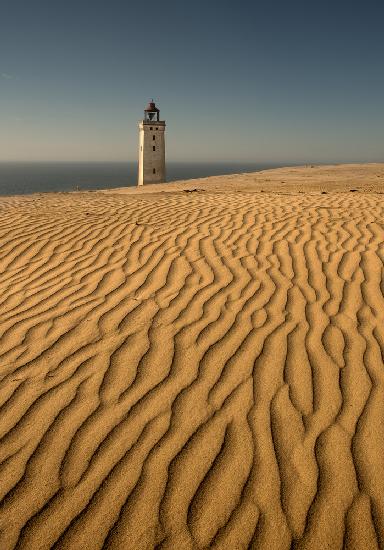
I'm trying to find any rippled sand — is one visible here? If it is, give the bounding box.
[1,163,384,549]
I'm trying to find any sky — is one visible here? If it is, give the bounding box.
[0,0,383,163]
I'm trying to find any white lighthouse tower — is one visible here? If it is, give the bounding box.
[138,100,166,186]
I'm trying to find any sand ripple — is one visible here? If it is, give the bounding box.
[0,188,383,549]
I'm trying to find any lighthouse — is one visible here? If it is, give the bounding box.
[138,100,166,186]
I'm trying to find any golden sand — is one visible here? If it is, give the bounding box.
[0,163,384,549]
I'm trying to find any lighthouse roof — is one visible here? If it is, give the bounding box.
[144,100,160,112]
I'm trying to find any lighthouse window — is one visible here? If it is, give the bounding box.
[153,146,156,151]
[156,127,158,130]
[153,135,155,140]
[150,127,153,130]
[153,168,156,174]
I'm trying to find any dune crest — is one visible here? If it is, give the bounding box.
[0,164,384,549]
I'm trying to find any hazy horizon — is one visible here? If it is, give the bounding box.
[0,159,286,196]
[1,0,383,163]
[1,159,383,166]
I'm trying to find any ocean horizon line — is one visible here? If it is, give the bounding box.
[0,161,286,197]
[1,160,382,197]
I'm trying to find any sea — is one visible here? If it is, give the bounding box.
[0,161,285,196]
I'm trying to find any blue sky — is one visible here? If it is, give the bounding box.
[1,0,383,162]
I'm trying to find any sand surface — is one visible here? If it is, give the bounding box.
[0,163,384,549]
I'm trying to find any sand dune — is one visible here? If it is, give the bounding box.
[0,163,384,549]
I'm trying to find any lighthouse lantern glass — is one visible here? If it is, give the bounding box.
[144,110,159,122]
